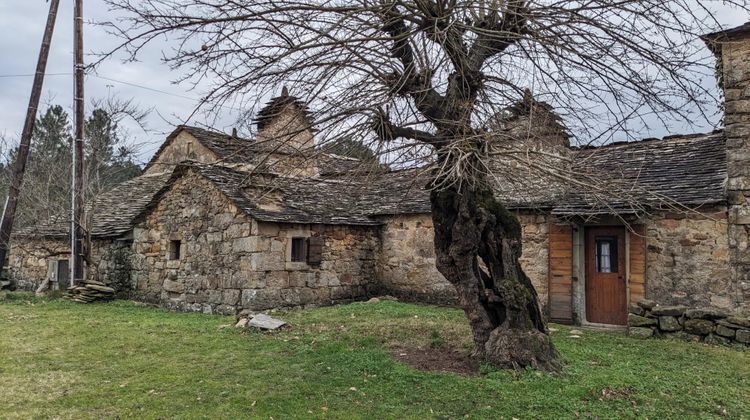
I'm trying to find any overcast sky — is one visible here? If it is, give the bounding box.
[0,0,241,167]
[0,1,748,166]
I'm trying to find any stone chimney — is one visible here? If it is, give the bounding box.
[488,89,571,149]
[254,87,315,152]
[704,23,750,313]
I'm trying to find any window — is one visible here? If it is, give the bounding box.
[169,240,182,260]
[595,237,617,273]
[290,237,308,262]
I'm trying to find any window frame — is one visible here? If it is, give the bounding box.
[169,239,182,261]
[595,236,618,273]
[290,237,308,263]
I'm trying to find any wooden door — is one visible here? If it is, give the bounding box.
[585,227,627,325]
[56,259,70,289]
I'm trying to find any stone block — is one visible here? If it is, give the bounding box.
[241,289,257,307]
[628,314,657,327]
[637,299,656,310]
[684,308,728,320]
[270,240,285,253]
[163,279,184,293]
[222,289,240,305]
[205,232,222,243]
[332,286,358,301]
[628,304,645,316]
[192,291,209,304]
[725,316,750,328]
[288,271,315,288]
[253,289,282,309]
[717,319,744,330]
[663,331,701,342]
[280,289,301,306]
[208,289,223,304]
[265,271,289,288]
[299,288,319,305]
[628,327,654,339]
[683,319,714,335]
[704,334,731,347]
[651,305,687,316]
[233,237,267,253]
[215,305,236,316]
[658,316,681,332]
[257,222,280,236]
[737,329,750,344]
[715,324,736,338]
[249,252,285,271]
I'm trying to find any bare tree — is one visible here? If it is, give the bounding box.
[103,0,747,371]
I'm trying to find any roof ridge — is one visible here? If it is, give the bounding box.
[571,130,724,151]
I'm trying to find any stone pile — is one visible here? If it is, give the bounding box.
[627,299,750,348]
[66,280,116,303]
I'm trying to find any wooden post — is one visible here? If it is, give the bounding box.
[72,0,86,284]
[0,0,61,269]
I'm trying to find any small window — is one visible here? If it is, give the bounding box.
[595,237,617,273]
[290,237,308,262]
[169,240,182,260]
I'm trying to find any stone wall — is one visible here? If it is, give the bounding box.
[642,209,736,311]
[719,37,750,314]
[6,237,128,292]
[374,212,550,309]
[627,299,749,349]
[374,214,454,304]
[7,238,69,290]
[256,103,315,153]
[144,130,218,175]
[88,239,133,295]
[131,169,378,314]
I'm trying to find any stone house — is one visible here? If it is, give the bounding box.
[7,24,750,325]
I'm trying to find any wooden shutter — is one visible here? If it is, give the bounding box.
[548,224,573,323]
[628,224,647,304]
[306,236,324,266]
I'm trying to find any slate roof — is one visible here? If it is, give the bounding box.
[702,22,750,55]
[14,173,172,239]
[554,131,727,215]
[167,164,383,225]
[18,129,729,238]
[144,125,363,176]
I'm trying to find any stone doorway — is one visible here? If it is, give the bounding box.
[585,226,627,325]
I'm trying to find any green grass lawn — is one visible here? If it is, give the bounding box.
[0,293,748,419]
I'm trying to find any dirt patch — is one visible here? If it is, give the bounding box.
[390,345,479,375]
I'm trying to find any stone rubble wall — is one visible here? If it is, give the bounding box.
[144,130,218,175]
[88,239,133,296]
[373,212,550,309]
[719,39,750,314]
[6,237,129,292]
[642,209,736,311]
[131,169,378,315]
[627,299,750,349]
[7,238,70,290]
[255,104,315,153]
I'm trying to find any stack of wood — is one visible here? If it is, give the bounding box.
[66,280,115,303]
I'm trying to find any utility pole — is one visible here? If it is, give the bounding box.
[0,0,61,270]
[72,0,86,284]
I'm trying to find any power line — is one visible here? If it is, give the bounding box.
[91,74,200,102]
[0,71,240,111]
[0,72,71,78]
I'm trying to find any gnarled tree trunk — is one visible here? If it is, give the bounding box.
[430,170,561,372]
